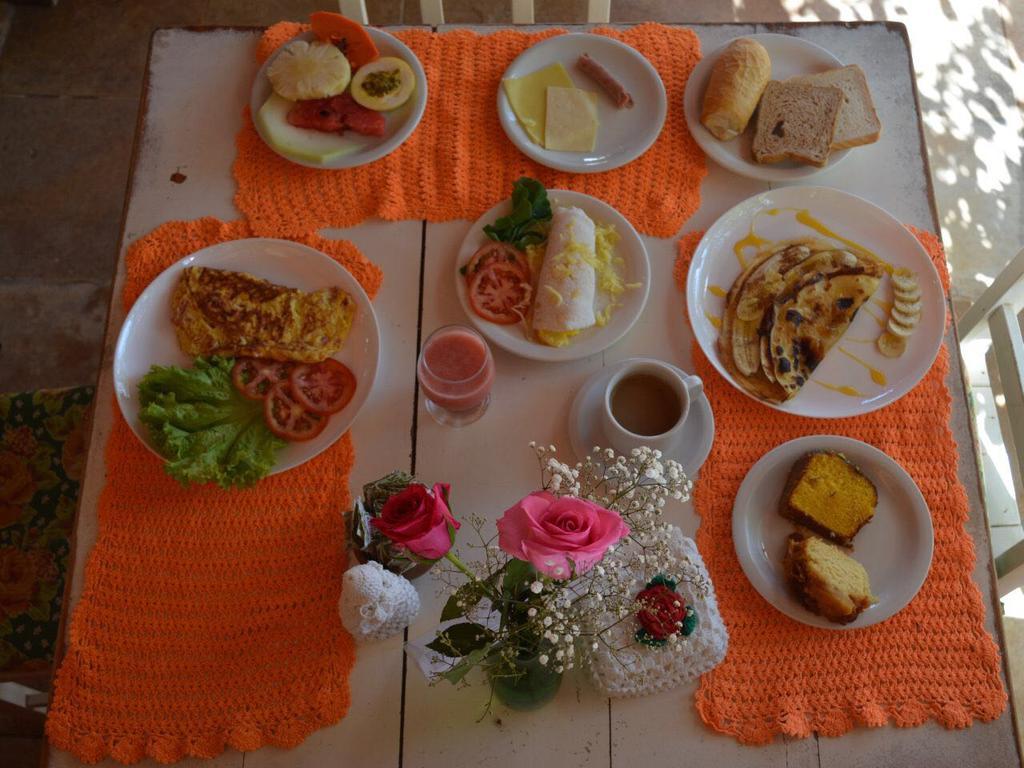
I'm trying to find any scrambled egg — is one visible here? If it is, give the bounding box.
[530,223,630,348]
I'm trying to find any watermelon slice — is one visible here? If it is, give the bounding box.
[287,93,386,138]
[309,12,380,70]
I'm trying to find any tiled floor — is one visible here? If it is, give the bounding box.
[1,0,1022,766]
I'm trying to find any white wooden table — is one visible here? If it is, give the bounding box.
[50,22,1022,768]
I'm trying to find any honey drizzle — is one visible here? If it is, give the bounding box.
[705,310,722,329]
[838,347,887,386]
[862,306,888,328]
[709,284,727,298]
[814,380,863,397]
[872,297,893,314]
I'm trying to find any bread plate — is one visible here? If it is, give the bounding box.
[687,186,945,418]
[683,33,850,181]
[733,435,933,630]
[497,33,667,173]
[114,238,380,476]
[250,29,427,170]
[455,190,650,362]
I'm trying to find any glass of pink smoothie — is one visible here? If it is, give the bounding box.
[417,325,495,427]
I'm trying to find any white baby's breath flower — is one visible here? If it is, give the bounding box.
[530,580,544,594]
[539,654,549,666]
[527,607,537,617]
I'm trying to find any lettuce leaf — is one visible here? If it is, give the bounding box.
[138,356,285,489]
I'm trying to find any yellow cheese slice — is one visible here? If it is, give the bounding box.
[502,63,575,146]
[544,86,599,152]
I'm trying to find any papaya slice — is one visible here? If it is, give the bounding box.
[309,12,380,70]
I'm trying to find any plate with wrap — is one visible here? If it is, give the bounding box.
[686,186,944,418]
[114,238,380,479]
[456,188,650,362]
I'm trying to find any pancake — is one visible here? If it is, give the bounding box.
[718,239,884,404]
[171,266,355,363]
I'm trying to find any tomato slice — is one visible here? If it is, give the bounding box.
[468,261,532,325]
[264,384,328,442]
[289,359,357,415]
[232,358,294,400]
[461,242,530,282]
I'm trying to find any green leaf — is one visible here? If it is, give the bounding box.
[137,357,285,488]
[426,622,495,657]
[502,558,535,597]
[440,580,488,622]
[482,177,552,251]
[440,647,489,685]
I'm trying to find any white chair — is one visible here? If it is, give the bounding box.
[338,0,611,25]
[958,248,1024,592]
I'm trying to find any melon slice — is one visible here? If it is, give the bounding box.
[255,93,357,164]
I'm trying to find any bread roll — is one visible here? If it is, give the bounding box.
[700,38,771,141]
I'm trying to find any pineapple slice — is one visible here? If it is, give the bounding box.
[268,40,351,101]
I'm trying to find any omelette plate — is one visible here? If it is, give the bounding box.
[732,435,933,630]
[114,238,380,476]
[455,190,650,362]
[687,186,945,418]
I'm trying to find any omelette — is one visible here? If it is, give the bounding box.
[171,266,355,363]
[718,240,882,403]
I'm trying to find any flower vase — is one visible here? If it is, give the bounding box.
[489,653,563,711]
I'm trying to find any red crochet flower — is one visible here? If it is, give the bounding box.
[635,583,687,641]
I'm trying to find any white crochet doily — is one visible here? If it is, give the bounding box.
[340,561,421,643]
[585,527,728,698]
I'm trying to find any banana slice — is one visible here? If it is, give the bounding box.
[891,306,920,329]
[732,317,762,376]
[887,316,915,337]
[877,331,907,358]
[892,271,918,293]
[894,297,922,316]
[894,284,921,302]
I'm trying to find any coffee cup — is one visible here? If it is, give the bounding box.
[600,359,703,455]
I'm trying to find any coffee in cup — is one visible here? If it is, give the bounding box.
[601,359,702,455]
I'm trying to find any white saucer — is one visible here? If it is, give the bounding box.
[567,358,715,478]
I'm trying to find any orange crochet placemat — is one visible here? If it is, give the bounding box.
[674,228,1007,744]
[235,23,705,238]
[46,218,381,765]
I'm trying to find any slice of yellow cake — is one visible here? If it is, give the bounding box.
[783,532,877,624]
[779,451,877,546]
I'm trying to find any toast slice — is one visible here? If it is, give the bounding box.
[752,80,844,167]
[787,65,881,150]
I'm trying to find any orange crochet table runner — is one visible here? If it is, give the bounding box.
[675,228,1007,745]
[235,22,706,238]
[47,218,382,765]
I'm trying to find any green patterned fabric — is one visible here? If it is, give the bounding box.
[0,386,95,676]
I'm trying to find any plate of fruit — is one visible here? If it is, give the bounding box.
[250,12,428,169]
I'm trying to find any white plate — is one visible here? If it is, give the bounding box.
[687,186,945,418]
[683,33,848,181]
[113,238,380,476]
[455,190,650,362]
[732,435,934,629]
[567,358,715,478]
[250,29,428,170]
[497,33,667,173]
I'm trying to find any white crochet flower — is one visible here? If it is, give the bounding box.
[340,561,421,642]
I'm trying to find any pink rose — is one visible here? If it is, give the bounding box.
[372,483,458,560]
[496,492,629,579]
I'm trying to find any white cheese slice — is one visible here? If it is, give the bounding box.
[502,63,575,146]
[544,86,599,152]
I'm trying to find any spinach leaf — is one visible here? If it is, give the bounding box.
[482,177,552,251]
